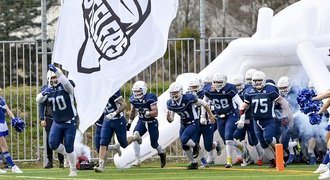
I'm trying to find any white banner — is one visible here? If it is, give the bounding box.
[52,0,178,132]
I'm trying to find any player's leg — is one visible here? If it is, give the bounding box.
[131,120,147,167]
[180,124,198,170]
[246,122,263,166]
[95,120,115,172]
[63,120,77,176]
[261,120,276,168]
[148,120,166,168]
[109,118,128,157]
[202,124,214,166]
[223,114,238,168]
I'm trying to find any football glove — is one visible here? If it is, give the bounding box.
[235,115,245,129]
[48,64,58,72]
[105,112,117,121]
[41,87,52,96]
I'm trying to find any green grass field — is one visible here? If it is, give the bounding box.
[0,162,321,180]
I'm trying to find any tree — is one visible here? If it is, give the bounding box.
[0,0,57,40]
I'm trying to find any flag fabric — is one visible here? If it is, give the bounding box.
[52,0,178,132]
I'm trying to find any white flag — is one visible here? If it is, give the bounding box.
[52,0,178,132]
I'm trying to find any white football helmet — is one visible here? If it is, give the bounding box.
[277,76,291,96]
[188,77,202,94]
[132,81,147,99]
[169,82,183,101]
[203,73,214,84]
[245,68,257,85]
[212,73,227,91]
[232,74,245,93]
[252,71,266,90]
[47,68,62,87]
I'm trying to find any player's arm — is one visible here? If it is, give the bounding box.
[5,104,15,119]
[57,71,74,95]
[147,102,158,118]
[233,94,243,107]
[36,92,48,104]
[128,104,136,124]
[276,96,293,127]
[197,99,216,123]
[115,96,127,114]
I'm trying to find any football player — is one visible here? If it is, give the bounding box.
[202,73,243,168]
[94,90,142,172]
[0,88,23,174]
[239,71,293,168]
[187,77,221,168]
[36,64,78,176]
[127,81,166,168]
[232,74,264,166]
[167,82,215,170]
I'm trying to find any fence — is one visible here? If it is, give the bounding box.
[0,37,237,162]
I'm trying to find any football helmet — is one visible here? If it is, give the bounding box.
[277,76,291,96]
[252,71,266,90]
[169,82,183,101]
[203,73,214,84]
[232,74,245,93]
[212,73,227,91]
[132,81,147,99]
[245,68,257,85]
[188,77,202,93]
[47,67,62,87]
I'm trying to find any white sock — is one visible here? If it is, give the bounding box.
[66,152,76,170]
[264,146,275,160]
[55,144,67,155]
[98,159,105,168]
[156,145,164,154]
[185,149,196,163]
[225,140,234,160]
[185,139,196,147]
[133,142,140,158]
[207,151,214,162]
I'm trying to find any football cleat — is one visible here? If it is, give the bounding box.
[94,165,104,173]
[268,159,276,168]
[159,153,166,168]
[314,164,328,174]
[257,159,263,166]
[200,158,208,168]
[192,144,200,158]
[11,165,23,173]
[186,163,198,170]
[241,157,252,167]
[285,154,296,165]
[44,161,53,169]
[69,168,77,176]
[215,140,222,156]
[225,163,232,168]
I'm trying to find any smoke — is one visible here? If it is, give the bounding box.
[74,130,92,161]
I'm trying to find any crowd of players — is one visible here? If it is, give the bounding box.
[1,64,328,178]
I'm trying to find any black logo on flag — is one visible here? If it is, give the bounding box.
[77,0,151,74]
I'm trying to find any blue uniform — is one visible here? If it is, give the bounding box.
[0,97,9,137]
[167,93,200,150]
[204,83,239,142]
[100,90,128,148]
[244,83,280,148]
[130,93,160,149]
[46,80,77,153]
[189,90,215,152]
[233,84,258,146]
[94,113,104,153]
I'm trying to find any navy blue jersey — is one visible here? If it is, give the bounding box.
[244,83,280,119]
[0,97,7,124]
[204,83,238,115]
[242,84,254,119]
[167,93,199,124]
[129,93,157,121]
[104,90,124,118]
[47,80,77,123]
